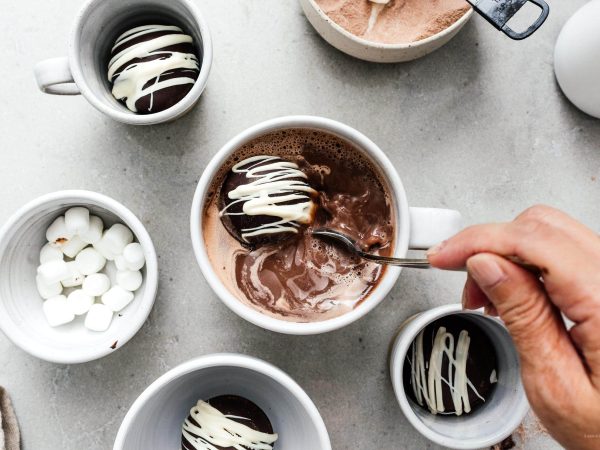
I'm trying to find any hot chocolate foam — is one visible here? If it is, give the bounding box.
[203,129,395,322]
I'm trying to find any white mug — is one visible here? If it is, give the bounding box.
[113,353,332,450]
[389,304,529,449]
[33,0,213,125]
[190,116,463,335]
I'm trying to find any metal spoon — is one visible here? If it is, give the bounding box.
[311,228,540,274]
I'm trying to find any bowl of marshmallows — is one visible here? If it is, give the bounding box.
[0,191,158,363]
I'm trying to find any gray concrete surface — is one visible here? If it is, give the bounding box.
[0,0,597,448]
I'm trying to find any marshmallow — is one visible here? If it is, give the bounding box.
[46,216,74,247]
[61,261,84,287]
[79,215,104,245]
[43,295,75,327]
[66,289,94,316]
[93,237,117,261]
[82,273,111,297]
[102,224,133,255]
[37,259,70,284]
[122,242,145,271]
[64,207,90,235]
[114,255,128,271]
[75,248,106,275]
[116,270,143,292]
[39,243,63,264]
[104,260,119,286]
[36,275,63,299]
[101,286,134,312]
[61,235,88,258]
[84,304,113,332]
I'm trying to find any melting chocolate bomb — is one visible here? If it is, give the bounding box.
[203,129,394,322]
[403,315,498,416]
[108,24,200,114]
[182,395,277,450]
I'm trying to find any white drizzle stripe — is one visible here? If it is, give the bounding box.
[112,25,182,51]
[408,327,486,416]
[107,25,199,113]
[220,156,317,243]
[182,400,278,450]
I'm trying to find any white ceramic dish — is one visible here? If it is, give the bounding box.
[299,0,473,63]
[389,304,529,449]
[113,353,332,450]
[191,115,462,335]
[33,0,213,125]
[0,190,158,364]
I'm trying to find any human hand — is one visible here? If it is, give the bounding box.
[427,205,600,450]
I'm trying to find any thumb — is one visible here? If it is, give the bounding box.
[466,253,582,375]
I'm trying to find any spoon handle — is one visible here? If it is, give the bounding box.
[359,253,540,275]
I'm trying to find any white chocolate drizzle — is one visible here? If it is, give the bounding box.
[107,25,199,113]
[407,327,486,416]
[181,400,278,450]
[220,156,317,243]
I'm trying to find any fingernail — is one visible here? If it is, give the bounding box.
[426,240,447,257]
[468,256,506,288]
[461,289,468,309]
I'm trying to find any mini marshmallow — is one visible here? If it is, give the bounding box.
[114,255,128,271]
[116,270,142,292]
[101,286,134,312]
[61,235,88,258]
[122,242,145,271]
[82,273,110,297]
[36,275,63,299]
[37,259,70,284]
[39,243,63,264]
[75,247,106,275]
[79,215,104,245]
[61,261,84,287]
[93,237,117,261]
[84,304,113,332]
[43,295,75,327]
[104,260,119,286]
[65,207,90,234]
[46,216,74,247]
[102,224,133,255]
[66,289,94,316]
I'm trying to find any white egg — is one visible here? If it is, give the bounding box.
[554,0,600,119]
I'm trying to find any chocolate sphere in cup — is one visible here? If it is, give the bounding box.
[219,156,318,246]
[403,315,498,416]
[107,24,200,114]
[181,395,278,450]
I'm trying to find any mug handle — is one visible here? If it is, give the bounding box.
[34,57,80,95]
[408,207,462,250]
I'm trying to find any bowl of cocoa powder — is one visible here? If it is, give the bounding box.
[300,0,473,62]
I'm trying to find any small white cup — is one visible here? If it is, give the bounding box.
[299,0,473,63]
[389,304,529,449]
[0,190,158,364]
[33,0,213,125]
[190,115,463,335]
[113,353,332,450]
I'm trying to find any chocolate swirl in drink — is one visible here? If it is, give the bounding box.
[203,129,394,322]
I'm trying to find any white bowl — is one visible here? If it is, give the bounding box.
[299,0,473,63]
[0,190,158,364]
[113,353,332,450]
[389,304,529,449]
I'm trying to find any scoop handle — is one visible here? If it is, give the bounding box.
[467,0,550,40]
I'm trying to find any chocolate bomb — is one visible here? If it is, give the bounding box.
[403,315,498,416]
[107,24,200,114]
[219,156,318,246]
[181,395,277,450]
